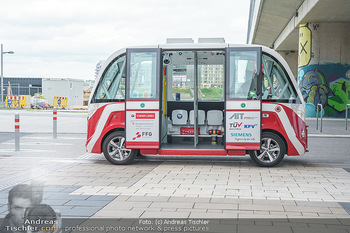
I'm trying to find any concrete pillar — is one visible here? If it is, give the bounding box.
[279,51,298,79]
[297,23,350,117]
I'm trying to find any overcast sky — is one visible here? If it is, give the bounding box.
[0,0,250,80]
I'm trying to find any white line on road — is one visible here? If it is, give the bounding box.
[0,149,56,152]
[309,134,350,138]
[2,142,74,146]
[21,136,86,140]
[78,153,97,159]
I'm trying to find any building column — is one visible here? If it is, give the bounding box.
[279,51,298,79]
[297,23,350,117]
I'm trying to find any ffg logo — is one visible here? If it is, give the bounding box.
[132,132,153,140]
[142,132,153,137]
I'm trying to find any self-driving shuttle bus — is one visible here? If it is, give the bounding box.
[86,38,308,167]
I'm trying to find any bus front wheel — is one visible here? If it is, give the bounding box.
[249,132,285,167]
[102,132,137,165]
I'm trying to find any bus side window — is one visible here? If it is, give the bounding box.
[93,54,126,102]
[128,52,158,99]
[262,53,297,102]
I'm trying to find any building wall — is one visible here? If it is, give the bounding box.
[67,80,84,109]
[200,65,224,88]
[42,79,84,109]
[297,23,350,117]
[3,77,42,96]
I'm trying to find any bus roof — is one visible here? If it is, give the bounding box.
[126,43,262,50]
[92,43,303,105]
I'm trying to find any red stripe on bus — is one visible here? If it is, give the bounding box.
[126,142,159,149]
[126,100,159,102]
[158,149,227,156]
[226,109,260,111]
[226,143,260,150]
[126,109,159,111]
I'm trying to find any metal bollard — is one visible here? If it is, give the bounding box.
[15,113,20,151]
[316,104,323,132]
[53,107,57,138]
[346,104,350,130]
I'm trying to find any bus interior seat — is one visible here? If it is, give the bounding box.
[172,109,188,125]
[207,110,223,126]
[189,110,205,125]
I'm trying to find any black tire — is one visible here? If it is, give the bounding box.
[249,132,286,167]
[102,131,137,165]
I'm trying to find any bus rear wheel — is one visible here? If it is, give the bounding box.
[102,131,137,165]
[249,132,285,167]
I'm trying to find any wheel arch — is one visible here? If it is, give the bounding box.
[100,128,124,152]
[262,129,288,155]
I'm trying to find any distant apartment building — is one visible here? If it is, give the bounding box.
[171,64,224,89]
[199,64,224,88]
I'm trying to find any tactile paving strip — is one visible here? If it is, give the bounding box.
[0,162,73,191]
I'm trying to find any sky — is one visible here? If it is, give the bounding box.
[0,0,250,81]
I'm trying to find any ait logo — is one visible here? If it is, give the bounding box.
[132,132,142,140]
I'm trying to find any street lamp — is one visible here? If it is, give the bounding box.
[1,44,15,108]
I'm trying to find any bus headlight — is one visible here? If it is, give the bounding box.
[301,130,306,138]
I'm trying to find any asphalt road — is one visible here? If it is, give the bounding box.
[0,109,87,133]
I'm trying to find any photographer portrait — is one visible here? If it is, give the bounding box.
[0,184,61,233]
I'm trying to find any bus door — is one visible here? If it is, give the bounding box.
[125,48,162,149]
[225,47,262,151]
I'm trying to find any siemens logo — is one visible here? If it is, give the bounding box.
[231,133,252,137]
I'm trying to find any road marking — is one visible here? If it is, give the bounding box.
[2,142,73,146]
[0,149,56,152]
[0,157,100,163]
[78,153,97,159]
[21,136,86,140]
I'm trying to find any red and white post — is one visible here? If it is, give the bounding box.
[15,113,20,151]
[53,107,57,138]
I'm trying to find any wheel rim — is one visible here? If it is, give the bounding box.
[254,137,281,164]
[107,136,131,161]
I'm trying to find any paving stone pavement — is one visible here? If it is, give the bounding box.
[1,157,349,219]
